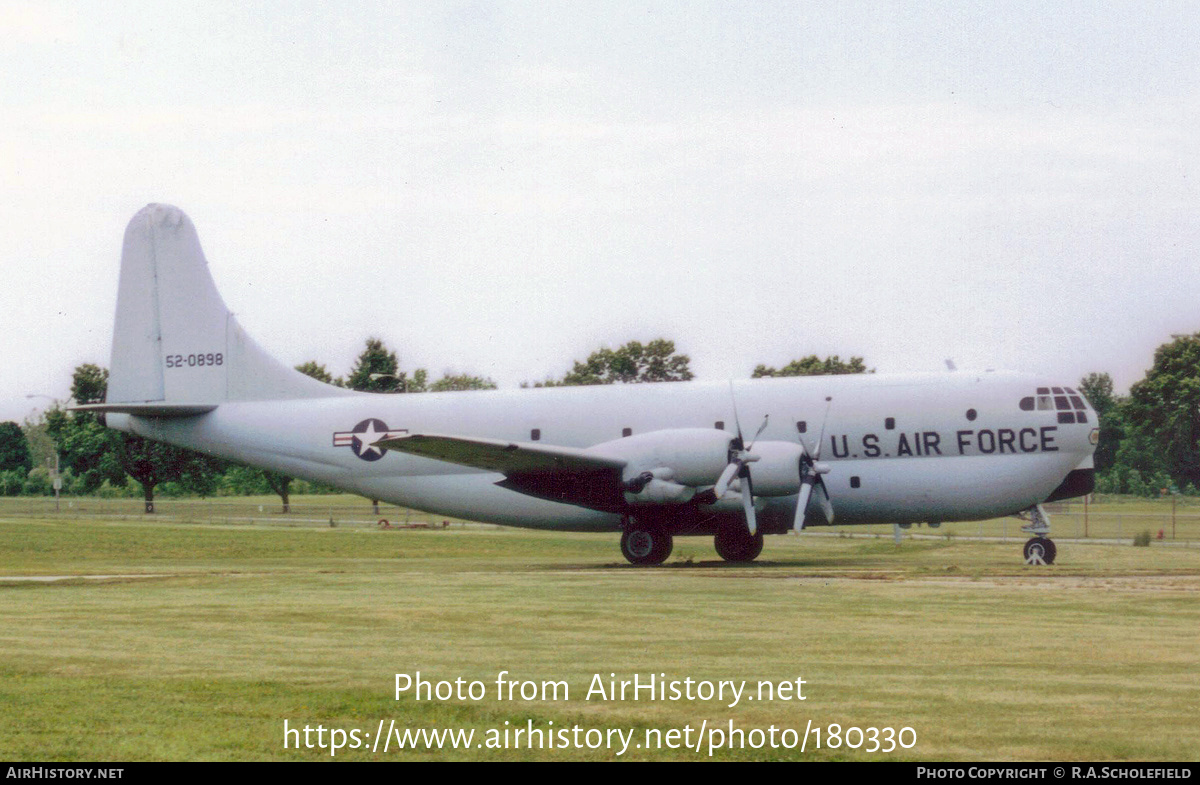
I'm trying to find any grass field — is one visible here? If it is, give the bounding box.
[1,498,1198,761]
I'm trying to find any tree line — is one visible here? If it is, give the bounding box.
[1079,333,1200,496]
[5,331,1194,508]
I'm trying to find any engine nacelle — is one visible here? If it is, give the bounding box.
[585,428,733,489]
[624,478,697,506]
[737,441,803,497]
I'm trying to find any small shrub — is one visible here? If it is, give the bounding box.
[1133,530,1152,547]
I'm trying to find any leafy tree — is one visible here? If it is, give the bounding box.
[536,339,693,387]
[21,414,57,475]
[49,364,223,511]
[295,361,343,387]
[1079,372,1124,474]
[71,364,109,405]
[346,337,428,393]
[1122,333,1200,489]
[117,436,225,510]
[45,404,125,493]
[0,422,31,474]
[752,355,871,378]
[1078,372,1116,415]
[430,374,497,392]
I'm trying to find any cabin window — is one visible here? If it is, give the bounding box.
[622,427,632,437]
[1058,412,1076,424]
[1037,396,1054,411]
[1020,397,1034,411]
[714,421,724,430]
[885,417,895,430]
[1076,411,1088,423]
[1037,387,1050,394]
[1054,396,1069,410]
[796,421,807,434]
[531,428,541,441]
[966,408,977,421]
[1052,387,1064,394]
[850,476,861,488]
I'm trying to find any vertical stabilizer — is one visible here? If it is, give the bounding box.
[107,204,350,404]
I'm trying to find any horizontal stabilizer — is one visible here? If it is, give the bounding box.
[71,403,218,418]
[374,433,626,476]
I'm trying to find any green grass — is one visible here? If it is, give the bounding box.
[0,509,1198,761]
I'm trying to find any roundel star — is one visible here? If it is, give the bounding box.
[353,419,387,458]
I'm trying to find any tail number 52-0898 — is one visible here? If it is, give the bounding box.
[165,352,224,368]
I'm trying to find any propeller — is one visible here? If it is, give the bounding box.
[714,384,768,534]
[793,397,834,532]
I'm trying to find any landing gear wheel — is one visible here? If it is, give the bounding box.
[714,527,764,562]
[1023,537,1057,565]
[621,526,673,565]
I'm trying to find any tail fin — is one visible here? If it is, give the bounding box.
[107,204,349,405]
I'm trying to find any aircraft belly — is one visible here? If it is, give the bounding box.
[353,474,622,532]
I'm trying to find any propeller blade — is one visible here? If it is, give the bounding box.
[713,462,740,499]
[793,477,815,532]
[748,414,769,450]
[813,396,833,461]
[728,381,744,446]
[740,475,757,535]
[815,479,834,525]
[797,433,814,464]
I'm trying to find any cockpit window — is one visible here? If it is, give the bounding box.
[1024,386,1090,422]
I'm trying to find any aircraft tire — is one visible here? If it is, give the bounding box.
[621,526,672,565]
[1023,536,1057,565]
[713,527,764,562]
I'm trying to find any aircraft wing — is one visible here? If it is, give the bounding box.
[374,433,630,512]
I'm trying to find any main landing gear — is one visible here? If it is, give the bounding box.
[620,523,673,565]
[1018,503,1057,565]
[619,517,766,565]
[713,525,763,563]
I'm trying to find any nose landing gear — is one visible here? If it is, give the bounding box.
[1018,504,1056,565]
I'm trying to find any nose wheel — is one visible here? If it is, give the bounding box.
[1023,536,1057,565]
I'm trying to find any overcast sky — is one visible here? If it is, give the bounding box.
[2,1,1198,423]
